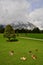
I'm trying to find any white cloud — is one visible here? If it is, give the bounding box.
[0,0,43,30]
[0,0,30,24]
[29,8,43,30]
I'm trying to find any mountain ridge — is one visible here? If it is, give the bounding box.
[0,21,36,30]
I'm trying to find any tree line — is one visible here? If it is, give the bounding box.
[15,28,43,33]
[0,24,43,33]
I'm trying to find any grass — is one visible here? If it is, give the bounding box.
[0,34,43,65]
[19,33,43,39]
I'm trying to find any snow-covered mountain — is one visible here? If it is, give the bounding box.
[0,21,36,30]
[11,21,36,30]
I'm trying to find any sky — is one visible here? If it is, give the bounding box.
[0,0,43,30]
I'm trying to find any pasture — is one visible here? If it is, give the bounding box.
[0,34,43,65]
[19,33,43,39]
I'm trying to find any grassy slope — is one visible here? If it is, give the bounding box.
[0,34,43,65]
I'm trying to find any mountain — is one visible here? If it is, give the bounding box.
[0,21,36,30]
[11,21,36,30]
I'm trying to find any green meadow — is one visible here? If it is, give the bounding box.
[19,33,43,39]
[0,34,43,65]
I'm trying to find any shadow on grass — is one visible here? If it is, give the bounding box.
[7,39,18,42]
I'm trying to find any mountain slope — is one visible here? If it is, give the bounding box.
[11,21,36,30]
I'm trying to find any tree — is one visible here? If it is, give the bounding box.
[4,25,16,41]
[0,25,4,33]
[32,27,40,33]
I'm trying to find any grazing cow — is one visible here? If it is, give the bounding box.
[20,57,27,61]
[31,54,37,60]
[9,51,14,56]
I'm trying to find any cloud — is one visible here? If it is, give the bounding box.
[0,0,43,30]
[0,0,30,24]
[29,8,43,30]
